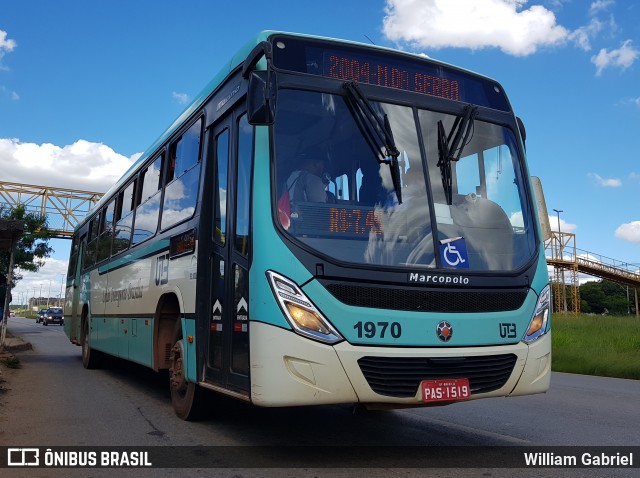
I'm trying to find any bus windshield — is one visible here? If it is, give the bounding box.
[274,88,537,272]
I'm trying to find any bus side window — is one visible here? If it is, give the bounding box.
[455,153,481,198]
[84,217,98,268]
[234,114,253,256]
[214,129,229,246]
[67,235,79,277]
[138,154,164,205]
[113,180,136,255]
[133,154,163,245]
[332,173,349,201]
[97,200,115,263]
[162,119,202,230]
[168,119,201,182]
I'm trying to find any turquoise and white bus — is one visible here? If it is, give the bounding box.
[64,31,551,420]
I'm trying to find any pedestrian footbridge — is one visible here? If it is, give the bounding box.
[545,231,640,317]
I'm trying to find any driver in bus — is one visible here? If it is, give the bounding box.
[286,153,329,203]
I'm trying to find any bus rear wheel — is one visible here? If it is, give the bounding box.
[169,322,206,420]
[81,318,101,369]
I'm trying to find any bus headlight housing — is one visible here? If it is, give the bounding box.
[523,285,551,343]
[267,271,343,344]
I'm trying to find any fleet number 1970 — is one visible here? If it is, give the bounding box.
[353,321,402,339]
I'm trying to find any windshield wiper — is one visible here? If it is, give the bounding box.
[343,81,403,204]
[437,105,478,205]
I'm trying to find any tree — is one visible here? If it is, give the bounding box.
[0,205,53,307]
[579,279,632,315]
[579,281,607,314]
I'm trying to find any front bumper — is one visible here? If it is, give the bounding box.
[248,322,551,407]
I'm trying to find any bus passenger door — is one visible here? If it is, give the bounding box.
[204,111,251,396]
[67,233,85,344]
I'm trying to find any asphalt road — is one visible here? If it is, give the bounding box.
[1,316,638,478]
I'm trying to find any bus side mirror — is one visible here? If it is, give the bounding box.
[247,70,277,125]
[531,176,552,242]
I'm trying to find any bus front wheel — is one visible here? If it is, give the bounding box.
[169,321,206,420]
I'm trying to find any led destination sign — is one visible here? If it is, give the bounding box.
[325,54,461,101]
[271,35,511,111]
[329,207,383,236]
[291,204,384,238]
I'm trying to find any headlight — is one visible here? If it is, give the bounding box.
[523,284,551,343]
[267,271,343,344]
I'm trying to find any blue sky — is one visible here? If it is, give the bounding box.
[1,0,639,301]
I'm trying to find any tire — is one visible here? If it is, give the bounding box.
[43,321,48,326]
[169,320,207,420]
[81,317,102,369]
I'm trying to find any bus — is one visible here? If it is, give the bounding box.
[64,31,552,420]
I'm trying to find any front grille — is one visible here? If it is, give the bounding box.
[326,284,527,312]
[358,354,518,398]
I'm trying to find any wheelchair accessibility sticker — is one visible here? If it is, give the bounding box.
[440,237,469,269]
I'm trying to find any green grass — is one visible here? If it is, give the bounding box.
[552,313,640,379]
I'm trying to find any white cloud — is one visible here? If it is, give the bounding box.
[0,31,18,99]
[569,18,603,51]
[547,215,577,233]
[0,138,139,193]
[0,29,16,74]
[0,29,16,56]
[567,0,617,52]
[615,221,640,243]
[382,0,570,56]
[591,39,640,75]
[1,85,19,100]
[589,0,614,15]
[588,172,622,187]
[172,91,189,105]
[624,97,640,108]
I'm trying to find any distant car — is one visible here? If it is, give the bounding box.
[42,307,64,326]
[36,309,47,323]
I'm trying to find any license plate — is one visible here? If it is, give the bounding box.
[421,378,471,403]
